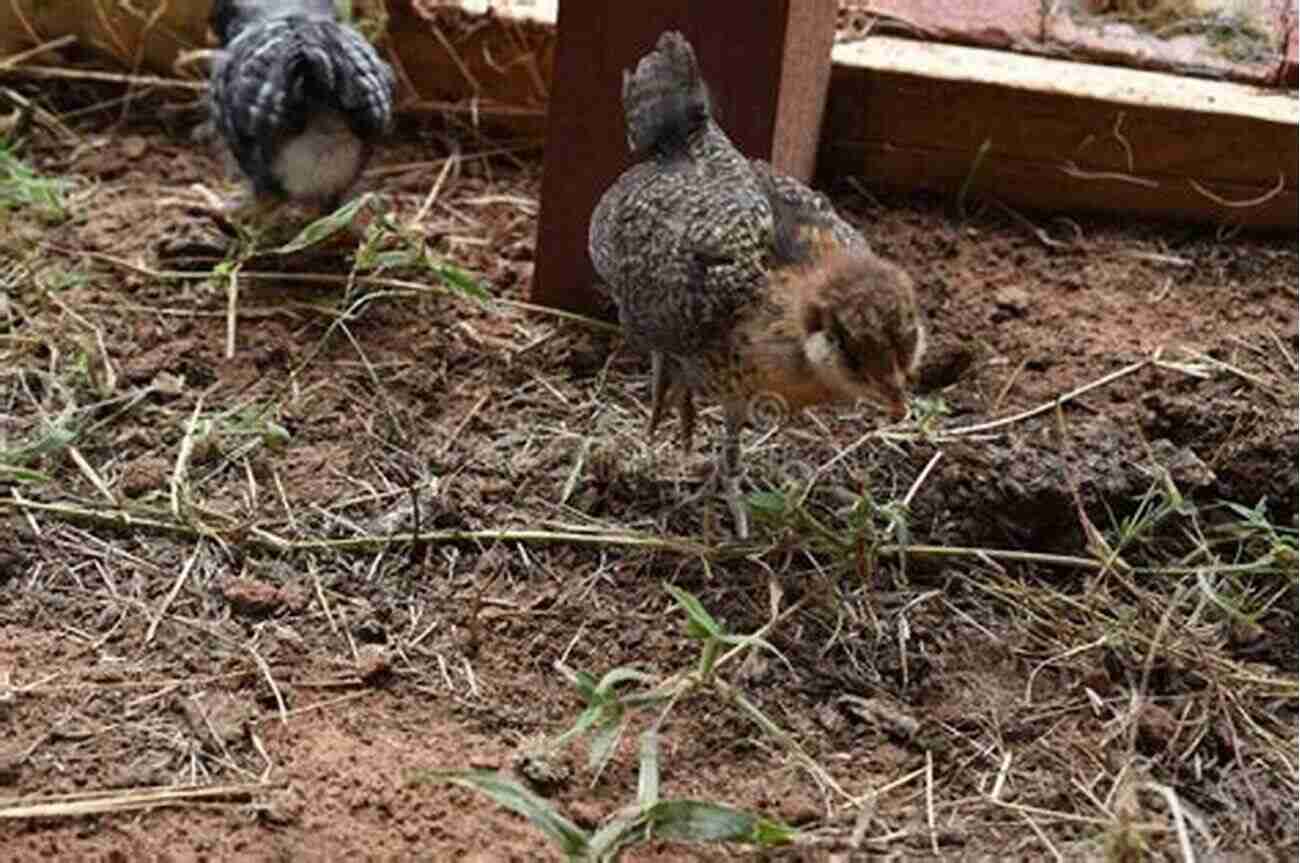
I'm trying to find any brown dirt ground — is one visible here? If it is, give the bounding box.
[0,83,1296,861]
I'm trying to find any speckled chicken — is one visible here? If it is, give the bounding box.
[208,0,395,212]
[588,31,925,538]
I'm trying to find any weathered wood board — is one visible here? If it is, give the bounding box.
[823,37,1298,232]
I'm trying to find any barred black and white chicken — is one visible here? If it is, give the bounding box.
[588,31,925,538]
[208,0,395,212]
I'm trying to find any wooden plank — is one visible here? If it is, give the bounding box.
[530,0,837,314]
[382,2,552,137]
[822,37,1298,231]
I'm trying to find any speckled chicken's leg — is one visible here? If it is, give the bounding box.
[648,351,672,433]
[718,400,750,540]
[648,352,697,454]
[221,192,280,221]
[192,184,280,239]
[660,397,747,539]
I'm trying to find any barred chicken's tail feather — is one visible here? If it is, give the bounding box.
[209,7,394,204]
[621,31,712,159]
[285,28,393,138]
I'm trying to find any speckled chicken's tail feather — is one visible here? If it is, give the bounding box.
[621,30,712,159]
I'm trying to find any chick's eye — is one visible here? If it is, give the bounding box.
[828,313,849,346]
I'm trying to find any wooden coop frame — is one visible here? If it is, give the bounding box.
[526,0,1297,315]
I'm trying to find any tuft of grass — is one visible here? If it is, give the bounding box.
[0,369,79,482]
[1079,0,1275,64]
[1100,465,1297,583]
[415,585,808,861]
[955,138,992,221]
[425,737,796,862]
[349,205,491,304]
[0,141,71,224]
[336,0,390,44]
[224,193,490,304]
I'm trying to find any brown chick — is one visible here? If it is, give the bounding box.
[588,31,925,539]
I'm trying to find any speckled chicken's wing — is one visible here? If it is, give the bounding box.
[587,30,783,360]
[749,159,869,263]
[589,138,777,359]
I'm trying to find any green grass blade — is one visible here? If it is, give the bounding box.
[746,490,789,516]
[563,666,599,701]
[432,260,492,303]
[636,731,659,807]
[664,584,722,639]
[596,666,656,693]
[0,144,70,222]
[428,770,589,856]
[587,809,647,861]
[0,465,51,483]
[550,703,605,749]
[3,423,78,467]
[272,194,372,254]
[716,633,794,676]
[587,713,627,781]
[646,799,796,846]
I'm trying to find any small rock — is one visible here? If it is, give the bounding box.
[120,136,148,159]
[221,577,283,616]
[353,617,388,645]
[816,702,846,734]
[119,456,170,498]
[1135,703,1177,755]
[838,695,920,742]
[276,584,310,614]
[993,285,1031,316]
[262,786,306,826]
[777,801,820,826]
[1226,618,1265,650]
[181,692,253,748]
[152,371,186,397]
[1148,439,1216,489]
[567,799,604,830]
[356,645,392,685]
[511,739,571,797]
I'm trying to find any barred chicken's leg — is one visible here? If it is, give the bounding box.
[719,400,750,540]
[193,185,281,239]
[204,186,278,219]
[663,400,748,538]
[677,390,697,455]
[648,353,697,454]
[648,351,672,435]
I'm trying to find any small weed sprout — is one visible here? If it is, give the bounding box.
[0,142,71,224]
[417,585,805,861]
[909,392,951,432]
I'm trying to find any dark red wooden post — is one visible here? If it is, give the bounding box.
[530,0,837,314]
